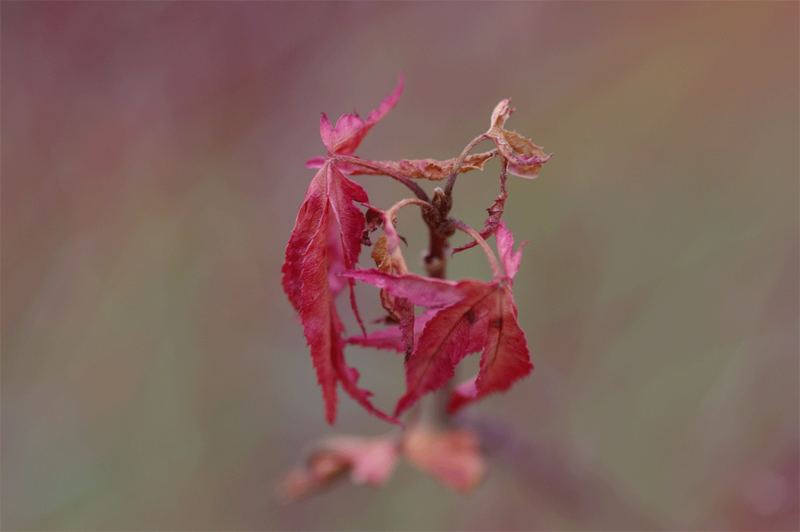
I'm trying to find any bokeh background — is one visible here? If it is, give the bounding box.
[2,2,798,530]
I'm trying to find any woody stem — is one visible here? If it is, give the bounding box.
[422,246,453,427]
[420,194,456,426]
[415,135,493,424]
[425,228,449,280]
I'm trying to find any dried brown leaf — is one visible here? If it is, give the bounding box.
[487,99,550,179]
[349,151,496,180]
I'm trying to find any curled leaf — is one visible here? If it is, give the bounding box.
[486,99,551,179]
[372,234,407,302]
[361,205,385,246]
[371,232,415,354]
[496,220,525,280]
[344,270,463,309]
[371,234,393,271]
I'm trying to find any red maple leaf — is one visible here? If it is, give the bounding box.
[282,80,404,424]
[344,221,533,417]
[319,79,404,156]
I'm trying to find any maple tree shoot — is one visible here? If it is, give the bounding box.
[280,78,550,497]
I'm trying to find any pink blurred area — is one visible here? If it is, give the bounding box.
[2,2,798,530]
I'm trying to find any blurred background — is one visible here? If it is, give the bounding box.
[2,2,798,530]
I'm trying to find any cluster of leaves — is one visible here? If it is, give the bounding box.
[280,424,486,501]
[282,79,549,425]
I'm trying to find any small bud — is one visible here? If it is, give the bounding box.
[431,187,452,215]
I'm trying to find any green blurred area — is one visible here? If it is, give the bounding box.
[2,2,797,530]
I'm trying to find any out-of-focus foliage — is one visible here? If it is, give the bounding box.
[2,2,797,530]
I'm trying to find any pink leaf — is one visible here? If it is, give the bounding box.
[284,78,412,424]
[320,78,404,156]
[343,269,464,309]
[282,161,396,424]
[448,286,533,413]
[393,280,492,416]
[347,267,533,416]
[496,220,525,280]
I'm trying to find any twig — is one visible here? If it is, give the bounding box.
[444,133,489,198]
[451,219,503,279]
